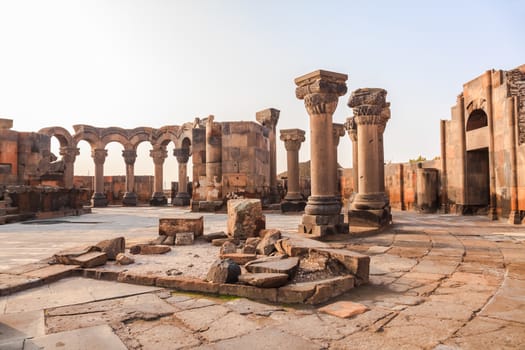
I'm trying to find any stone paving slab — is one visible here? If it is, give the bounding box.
[31,324,127,350]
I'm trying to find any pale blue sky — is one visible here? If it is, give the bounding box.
[0,1,523,185]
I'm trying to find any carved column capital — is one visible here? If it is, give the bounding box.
[173,148,190,164]
[91,148,108,165]
[280,128,305,152]
[60,146,80,163]
[295,70,347,116]
[332,123,346,147]
[150,145,168,165]
[348,88,390,131]
[256,108,280,130]
[122,149,137,165]
[345,117,358,142]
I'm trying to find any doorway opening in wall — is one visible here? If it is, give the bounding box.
[465,147,490,215]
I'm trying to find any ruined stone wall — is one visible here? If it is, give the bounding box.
[74,175,154,204]
[191,127,207,202]
[220,121,270,199]
[0,123,19,185]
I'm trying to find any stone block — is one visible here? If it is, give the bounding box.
[220,241,237,255]
[318,301,369,318]
[277,282,317,304]
[21,264,78,283]
[175,232,194,245]
[219,283,278,303]
[0,118,13,129]
[347,208,391,228]
[203,231,227,242]
[206,259,241,284]
[219,253,257,265]
[81,269,120,281]
[239,273,289,288]
[227,199,266,239]
[274,237,329,257]
[156,276,220,294]
[159,216,204,237]
[212,238,237,246]
[306,275,355,304]
[280,201,306,212]
[256,229,281,255]
[245,256,299,278]
[129,244,171,255]
[73,252,108,268]
[313,248,370,284]
[95,236,125,260]
[116,253,135,265]
[117,272,157,286]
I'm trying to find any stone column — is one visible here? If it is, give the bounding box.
[256,108,280,203]
[91,148,108,207]
[295,69,349,237]
[347,88,391,227]
[149,145,167,206]
[332,123,345,199]
[205,115,222,203]
[122,149,138,206]
[173,147,191,206]
[59,146,79,189]
[280,128,306,212]
[344,117,359,194]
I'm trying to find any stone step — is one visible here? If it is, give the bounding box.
[2,212,35,224]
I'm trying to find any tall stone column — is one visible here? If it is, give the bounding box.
[59,146,79,189]
[295,69,349,237]
[344,117,359,194]
[173,147,191,206]
[150,145,168,206]
[256,108,280,203]
[347,88,391,227]
[122,149,138,206]
[91,148,108,207]
[205,115,222,204]
[280,128,306,212]
[332,123,345,199]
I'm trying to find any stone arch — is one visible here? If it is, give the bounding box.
[466,109,488,131]
[38,126,75,148]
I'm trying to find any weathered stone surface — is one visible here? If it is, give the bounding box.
[206,259,241,284]
[319,301,369,318]
[219,253,257,265]
[220,241,237,255]
[164,235,175,245]
[175,232,194,245]
[151,235,167,245]
[275,237,329,257]
[129,244,171,255]
[21,264,78,283]
[156,276,220,294]
[31,325,128,350]
[313,248,370,284]
[245,256,299,278]
[306,275,355,304]
[203,231,228,242]
[256,229,281,255]
[218,283,278,303]
[276,281,316,303]
[159,216,204,237]
[224,298,284,316]
[56,251,107,268]
[241,243,257,254]
[117,272,157,286]
[94,236,125,260]
[212,238,236,246]
[227,199,266,239]
[0,273,40,296]
[53,246,98,265]
[116,253,134,265]
[239,272,289,288]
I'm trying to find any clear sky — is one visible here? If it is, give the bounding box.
[1,0,523,186]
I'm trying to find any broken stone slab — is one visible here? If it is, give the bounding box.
[156,276,220,294]
[220,241,237,255]
[117,272,158,286]
[94,236,125,260]
[245,256,299,278]
[274,236,330,257]
[21,264,78,283]
[277,275,355,304]
[239,273,289,288]
[206,259,241,284]
[256,229,281,256]
[218,283,278,303]
[212,238,237,246]
[219,253,258,265]
[175,232,194,246]
[164,235,175,245]
[312,248,370,284]
[318,301,369,318]
[116,253,135,265]
[241,244,257,254]
[203,231,228,242]
[159,216,204,237]
[151,235,167,245]
[0,273,41,296]
[54,248,107,268]
[227,199,266,239]
[129,244,171,255]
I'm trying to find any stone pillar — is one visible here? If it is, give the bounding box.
[150,145,167,206]
[205,115,223,205]
[347,88,391,227]
[173,147,191,206]
[91,148,108,207]
[280,128,306,212]
[332,123,345,199]
[59,146,79,189]
[345,117,359,194]
[416,166,439,213]
[122,149,138,206]
[256,108,280,203]
[295,69,349,237]
[440,119,449,213]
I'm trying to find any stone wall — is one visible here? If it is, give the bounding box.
[74,175,155,204]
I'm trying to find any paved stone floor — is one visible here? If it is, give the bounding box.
[0,208,524,349]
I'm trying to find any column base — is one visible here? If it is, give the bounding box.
[298,213,349,239]
[304,195,341,216]
[122,192,138,206]
[281,200,306,213]
[91,192,108,207]
[150,192,167,206]
[508,210,523,225]
[347,207,392,228]
[172,192,191,206]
